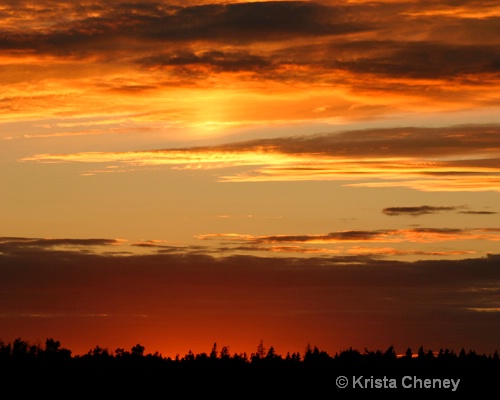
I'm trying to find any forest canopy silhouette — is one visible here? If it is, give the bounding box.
[1,337,498,394]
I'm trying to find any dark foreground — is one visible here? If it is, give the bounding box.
[1,338,498,396]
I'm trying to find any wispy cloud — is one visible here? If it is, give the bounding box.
[383,205,460,216]
[197,228,500,245]
[220,243,476,258]
[0,236,122,248]
[0,236,126,256]
[459,210,498,215]
[0,2,371,54]
[195,227,500,260]
[22,125,500,191]
[2,1,500,130]
[383,205,497,216]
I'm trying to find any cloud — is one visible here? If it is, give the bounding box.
[196,227,500,261]
[221,228,498,261]
[0,2,370,54]
[199,228,500,245]
[2,1,500,131]
[0,236,125,256]
[459,210,498,215]
[0,236,121,248]
[333,41,500,79]
[1,238,499,354]
[383,205,498,216]
[22,124,500,192]
[383,206,459,216]
[245,230,390,243]
[2,1,499,83]
[138,50,272,72]
[220,244,476,258]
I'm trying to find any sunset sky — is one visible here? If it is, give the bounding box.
[1,0,499,357]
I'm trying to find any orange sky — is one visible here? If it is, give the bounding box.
[1,0,499,357]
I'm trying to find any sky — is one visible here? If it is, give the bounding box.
[1,0,499,357]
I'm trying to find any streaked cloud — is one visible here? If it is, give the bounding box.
[221,244,476,258]
[0,2,371,54]
[195,227,500,260]
[198,228,500,245]
[459,210,498,215]
[1,1,499,132]
[0,236,123,251]
[383,206,458,216]
[22,125,500,191]
[383,205,497,216]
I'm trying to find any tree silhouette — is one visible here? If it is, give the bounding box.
[0,337,498,394]
[131,343,145,357]
[210,342,218,360]
[404,347,413,359]
[220,345,230,360]
[256,339,266,359]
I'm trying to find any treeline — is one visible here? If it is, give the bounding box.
[1,337,498,365]
[1,337,499,394]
